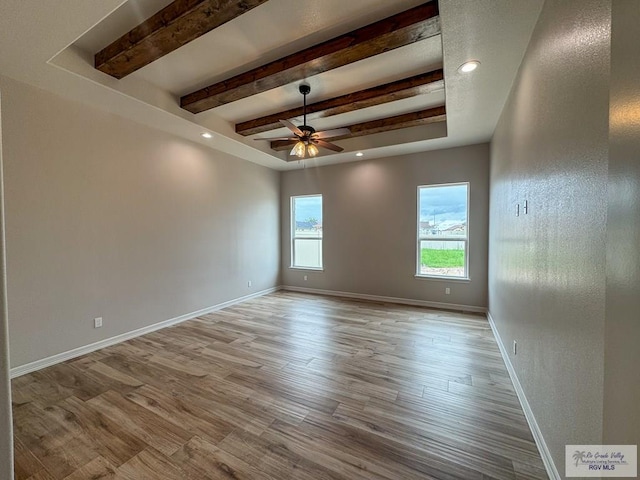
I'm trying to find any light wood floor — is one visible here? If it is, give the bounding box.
[12,291,548,480]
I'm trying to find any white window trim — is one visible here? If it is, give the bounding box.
[416,182,470,280]
[291,194,323,270]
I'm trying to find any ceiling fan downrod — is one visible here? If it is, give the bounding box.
[299,83,311,134]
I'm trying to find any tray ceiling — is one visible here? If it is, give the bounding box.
[0,0,545,170]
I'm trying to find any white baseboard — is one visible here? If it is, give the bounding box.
[486,311,560,480]
[282,285,487,313]
[10,286,281,378]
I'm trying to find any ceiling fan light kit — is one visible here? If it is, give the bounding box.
[291,141,306,157]
[307,144,319,157]
[290,139,319,158]
[256,84,350,159]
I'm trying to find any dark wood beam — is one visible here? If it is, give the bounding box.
[270,106,446,151]
[235,69,444,136]
[181,1,440,113]
[95,0,269,79]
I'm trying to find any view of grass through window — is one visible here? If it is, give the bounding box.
[421,248,465,268]
[418,183,469,278]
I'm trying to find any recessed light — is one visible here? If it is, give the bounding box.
[201,132,213,139]
[356,152,364,157]
[458,60,480,73]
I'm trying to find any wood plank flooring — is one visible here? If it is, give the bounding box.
[12,291,548,480]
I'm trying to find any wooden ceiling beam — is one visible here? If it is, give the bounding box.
[95,0,269,79]
[270,106,446,151]
[235,69,444,136]
[181,1,440,114]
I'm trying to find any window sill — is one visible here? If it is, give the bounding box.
[414,274,470,283]
[289,266,324,272]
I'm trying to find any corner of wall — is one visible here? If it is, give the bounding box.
[0,86,15,479]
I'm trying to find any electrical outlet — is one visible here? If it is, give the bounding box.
[247,280,252,287]
[304,275,308,281]
[513,340,517,355]
[94,317,103,329]
[445,287,451,295]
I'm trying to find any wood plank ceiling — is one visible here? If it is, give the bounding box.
[93,0,445,159]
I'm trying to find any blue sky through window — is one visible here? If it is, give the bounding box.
[419,184,468,224]
[294,196,322,223]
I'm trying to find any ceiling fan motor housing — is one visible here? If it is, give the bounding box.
[300,125,315,137]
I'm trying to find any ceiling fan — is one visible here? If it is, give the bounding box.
[255,84,350,159]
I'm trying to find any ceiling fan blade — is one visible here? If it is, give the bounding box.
[254,136,298,141]
[313,127,351,139]
[280,119,304,137]
[313,138,344,153]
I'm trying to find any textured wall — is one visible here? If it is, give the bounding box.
[281,144,489,309]
[489,0,610,472]
[1,76,280,368]
[604,0,640,445]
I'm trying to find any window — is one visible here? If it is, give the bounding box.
[291,194,323,269]
[417,183,469,279]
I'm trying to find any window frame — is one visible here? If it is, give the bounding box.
[416,182,470,280]
[290,194,323,271]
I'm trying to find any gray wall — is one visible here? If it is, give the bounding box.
[604,0,640,445]
[489,0,610,473]
[0,87,14,479]
[1,76,280,368]
[281,144,489,309]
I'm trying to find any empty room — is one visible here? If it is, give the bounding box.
[0,1,638,479]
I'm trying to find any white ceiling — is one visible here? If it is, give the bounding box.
[0,0,544,171]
